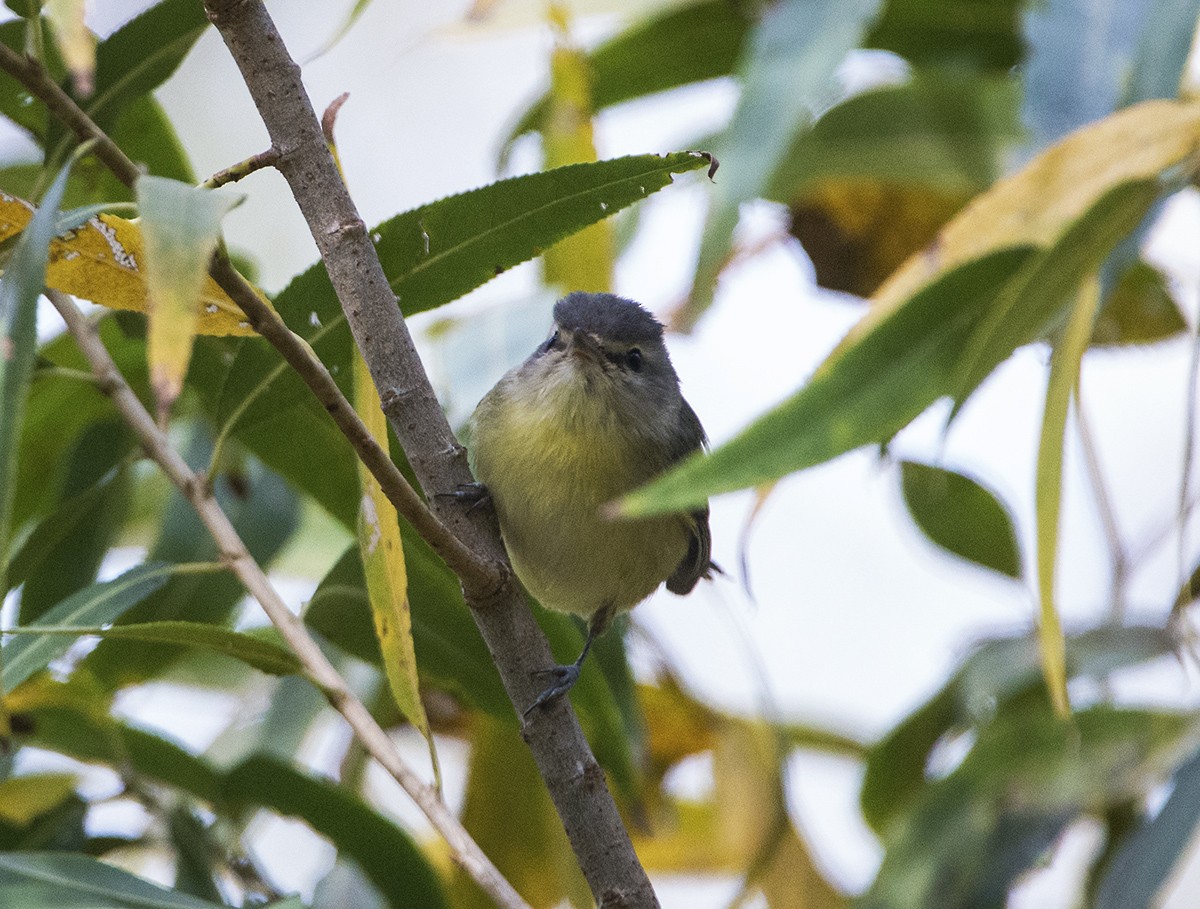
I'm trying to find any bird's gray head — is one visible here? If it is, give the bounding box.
[519,292,683,429]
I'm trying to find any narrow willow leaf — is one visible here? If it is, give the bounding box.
[223,755,448,909]
[541,12,613,294]
[1094,747,1200,909]
[1122,0,1200,106]
[0,852,227,909]
[0,155,78,574]
[352,349,432,763]
[684,0,882,325]
[949,178,1163,416]
[136,175,242,419]
[1035,276,1102,717]
[873,98,1200,313]
[900,461,1022,579]
[861,702,1200,909]
[2,621,301,677]
[44,0,209,167]
[209,151,713,442]
[0,193,256,336]
[501,0,751,160]
[620,247,1035,516]
[624,101,1200,517]
[860,624,1177,834]
[1,561,176,693]
[45,0,94,95]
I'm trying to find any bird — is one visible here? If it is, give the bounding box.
[465,291,714,716]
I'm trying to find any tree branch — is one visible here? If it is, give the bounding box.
[45,288,531,909]
[201,1,660,904]
[0,42,493,599]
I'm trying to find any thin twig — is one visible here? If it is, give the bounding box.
[201,1,661,904]
[1073,387,1128,620]
[1178,315,1200,604]
[0,41,493,598]
[45,287,530,909]
[202,148,281,189]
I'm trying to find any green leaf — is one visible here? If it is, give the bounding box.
[950,178,1164,414]
[622,247,1036,516]
[136,175,242,419]
[1022,0,1162,148]
[44,0,208,165]
[866,0,1023,71]
[768,72,1021,202]
[212,151,713,442]
[12,316,149,533]
[3,621,301,676]
[686,0,882,324]
[0,852,229,908]
[626,173,1167,518]
[1091,260,1187,346]
[1122,0,1200,107]
[1094,747,1200,909]
[306,544,509,718]
[860,624,1176,833]
[222,755,447,909]
[84,435,299,688]
[862,701,1200,909]
[900,461,1022,579]
[167,807,225,904]
[2,562,177,693]
[14,421,134,623]
[0,148,78,577]
[501,0,752,160]
[0,18,63,141]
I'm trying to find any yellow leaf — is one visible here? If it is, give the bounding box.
[639,676,721,783]
[1036,277,1103,719]
[540,6,613,293]
[0,190,258,337]
[136,176,243,420]
[452,713,591,909]
[352,348,434,761]
[0,773,78,826]
[45,0,94,96]
[633,799,739,874]
[789,181,968,298]
[871,99,1200,314]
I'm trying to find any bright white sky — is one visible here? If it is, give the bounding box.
[5,1,1200,905]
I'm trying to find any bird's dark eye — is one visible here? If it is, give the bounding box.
[625,347,643,371]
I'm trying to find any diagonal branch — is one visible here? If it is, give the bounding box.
[45,287,531,909]
[0,41,492,598]
[201,1,660,905]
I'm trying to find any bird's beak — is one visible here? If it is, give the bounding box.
[565,328,605,366]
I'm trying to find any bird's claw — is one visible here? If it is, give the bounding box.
[436,482,491,514]
[522,663,581,718]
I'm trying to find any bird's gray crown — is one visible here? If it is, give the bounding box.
[553,292,665,346]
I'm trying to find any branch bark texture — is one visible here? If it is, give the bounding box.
[201,1,659,905]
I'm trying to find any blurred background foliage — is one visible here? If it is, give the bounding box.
[2,0,1200,907]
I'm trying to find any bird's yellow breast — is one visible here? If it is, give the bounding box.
[470,384,689,618]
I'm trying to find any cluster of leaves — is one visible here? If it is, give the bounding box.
[2,1,1200,909]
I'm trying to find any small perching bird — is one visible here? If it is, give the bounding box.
[466,292,714,714]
